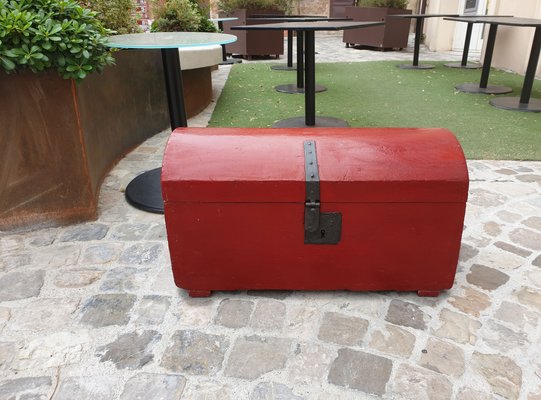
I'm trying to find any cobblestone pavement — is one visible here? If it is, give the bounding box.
[1,34,540,400]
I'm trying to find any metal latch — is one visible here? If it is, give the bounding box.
[303,140,342,244]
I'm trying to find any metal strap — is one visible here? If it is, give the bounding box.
[303,140,320,233]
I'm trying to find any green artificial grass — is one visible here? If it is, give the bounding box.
[209,61,541,160]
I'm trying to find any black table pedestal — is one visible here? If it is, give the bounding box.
[490,26,541,112]
[398,63,435,70]
[273,31,348,128]
[125,167,163,213]
[219,51,242,65]
[490,97,541,112]
[397,17,434,70]
[455,82,512,94]
[125,48,188,214]
[218,21,242,65]
[456,24,512,95]
[444,61,481,69]
[444,22,481,69]
[275,31,327,94]
[275,83,327,94]
[273,116,349,127]
[271,30,296,70]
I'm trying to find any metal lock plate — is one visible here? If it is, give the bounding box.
[303,140,342,244]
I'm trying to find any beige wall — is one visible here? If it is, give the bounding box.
[423,0,461,51]
[486,0,541,77]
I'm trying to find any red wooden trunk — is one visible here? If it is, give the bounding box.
[162,128,469,298]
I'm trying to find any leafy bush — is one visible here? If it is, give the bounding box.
[151,0,217,33]
[357,0,408,8]
[0,0,115,80]
[218,0,292,15]
[79,0,140,34]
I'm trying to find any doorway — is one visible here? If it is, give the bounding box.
[452,0,487,53]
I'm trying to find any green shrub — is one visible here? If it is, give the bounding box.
[357,0,408,8]
[218,0,292,15]
[151,0,217,33]
[0,0,114,80]
[79,0,140,34]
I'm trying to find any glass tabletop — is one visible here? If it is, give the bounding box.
[106,32,237,49]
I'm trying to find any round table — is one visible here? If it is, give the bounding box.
[107,32,236,213]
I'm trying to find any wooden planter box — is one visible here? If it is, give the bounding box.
[0,50,170,230]
[221,9,284,58]
[343,6,412,50]
[329,0,356,18]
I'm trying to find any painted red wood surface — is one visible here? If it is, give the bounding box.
[162,127,469,297]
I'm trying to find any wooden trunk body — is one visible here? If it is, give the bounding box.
[162,128,469,297]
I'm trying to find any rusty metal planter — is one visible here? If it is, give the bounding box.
[343,7,412,50]
[0,50,169,230]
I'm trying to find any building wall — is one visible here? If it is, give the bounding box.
[423,0,461,51]
[422,0,541,77]
[486,0,541,77]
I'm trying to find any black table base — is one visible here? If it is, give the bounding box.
[397,63,434,70]
[456,82,512,95]
[275,83,327,94]
[273,116,349,128]
[271,64,296,71]
[125,167,164,214]
[220,58,242,65]
[490,97,541,112]
[125,48,187,214]
[444,61,481,69]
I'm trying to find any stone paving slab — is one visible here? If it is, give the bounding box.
[0,35,540,400]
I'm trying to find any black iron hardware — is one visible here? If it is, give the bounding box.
[303,140,342,244]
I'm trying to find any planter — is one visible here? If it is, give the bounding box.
[221,9,284,58]
[0,50,169,230]
[329,0,356,18]
[343,6,412,50]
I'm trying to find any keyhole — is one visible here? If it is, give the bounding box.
[320,229,326,238]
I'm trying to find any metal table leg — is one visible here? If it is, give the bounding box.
[275,30,326,94]
[456,24,512,94]
[490,26,541,112]
[398,17,434,70]
[273,31,348,128]
[445,22,481,69]
[271,30,296,70]
[218,21,242,65]
[124,48,187,214]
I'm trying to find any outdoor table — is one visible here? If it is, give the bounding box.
[444,16,481,69]
[389,14,459,69]
[247,15,342,72]
[446,16,541,112]
[444,15,513,69]
[106,32,237,213]
[210,18,242,65]
[247,17,350,94]
[233,20,384,127]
